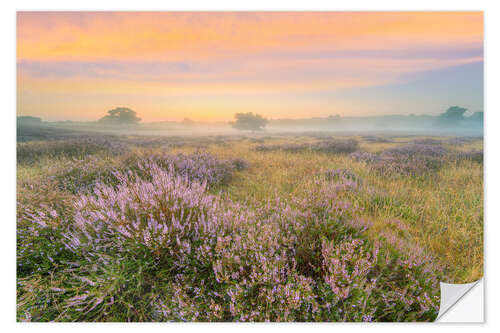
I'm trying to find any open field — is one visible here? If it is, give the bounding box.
[16,126,483,322]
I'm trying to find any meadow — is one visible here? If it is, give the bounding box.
[16,126,483,322]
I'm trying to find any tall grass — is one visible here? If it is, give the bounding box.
[16,133,482,321]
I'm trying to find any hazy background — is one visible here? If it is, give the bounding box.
[17,12,483,125]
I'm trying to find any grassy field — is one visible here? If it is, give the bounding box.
[16,128,483,322]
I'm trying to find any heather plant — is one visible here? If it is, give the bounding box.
[411,138,442,145]
[450,149,483,164]
[324,169,358,183]
[231,158,250,170]
[311,139,359,154]
[17,159,443,322]
[254,139,358,154]
[351,144,448,177]
[384,144,448,158]
[143,151,238,186]
[446,136,482,145]
[17,129,483,322]
[51,157,121,194]
[362,136,393,143]
[350,151,378,164]
[17,137,128,165]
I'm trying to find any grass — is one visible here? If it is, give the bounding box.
[206,138,483,282]
[16,131,483,322]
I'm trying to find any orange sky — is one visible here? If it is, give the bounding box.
[17,12,483,122]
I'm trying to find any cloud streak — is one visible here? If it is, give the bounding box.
[16,12,483,121]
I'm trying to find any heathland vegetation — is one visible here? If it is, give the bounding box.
[16,120,483,322]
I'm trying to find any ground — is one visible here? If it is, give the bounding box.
[16,127,483,322]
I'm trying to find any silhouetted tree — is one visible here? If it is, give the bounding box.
[327,114,341,122]
[182,118,195,125]
[436,106,467,126]
[98,107,141,125]
[230,112,268,131]
[17,116,42,124]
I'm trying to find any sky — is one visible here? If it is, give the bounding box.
[17,12,483,122]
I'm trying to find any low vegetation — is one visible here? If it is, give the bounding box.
[17,130,483,322]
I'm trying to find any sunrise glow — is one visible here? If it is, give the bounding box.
[17,12,483,122]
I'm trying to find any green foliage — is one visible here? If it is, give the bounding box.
[436,106,467,126]
[98,107,141,125]
[230,112,268,131]
[16,133,483,322]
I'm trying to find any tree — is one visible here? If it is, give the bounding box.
[230,112,268,131]
[98,107,141,125]
[436,106,467,126]
[17,116,42,124]
[327,114,341,123]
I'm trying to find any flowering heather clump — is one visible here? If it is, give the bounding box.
[376,144,447,177]
[254,139,358,154]
[350,151,378,164]
[411,138,442,145]
[50,157,121,194]
[384,144,448,158]
[312,139,359,154]
[324,169,358,182]
[446,136,482,145]
[144,151,237,186]
[231,157,250,170]
[125,136,172,148]
[254,143,308,152]
[17,137,128,165]
[362,136,393,143]
[450,149,483,164]
[17,161,443,322]
[351,144,448,177]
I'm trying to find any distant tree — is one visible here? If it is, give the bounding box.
[17,116,42,124]
[436,106,467,126]
[230,112,268,131]
[327,114,341,122]
[182,117,195,125]
[98,107,141,125]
